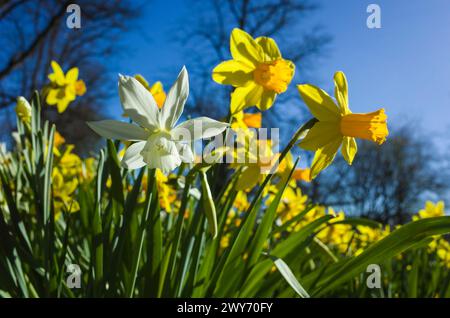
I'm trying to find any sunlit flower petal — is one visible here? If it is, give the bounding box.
[160,66,189,129]
[119,74,160,129]
[121,141,147,170]
[86,120,148,141]
[171,117,229,141]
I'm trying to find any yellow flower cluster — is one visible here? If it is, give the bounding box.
[213,28,389,179]
[413,201,445,221]
[52,132,82,217]
[412,201,449,267]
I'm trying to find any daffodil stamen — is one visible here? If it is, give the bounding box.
[340,109,388,145]
[253,59,293,94]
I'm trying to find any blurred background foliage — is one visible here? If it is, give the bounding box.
[0,0,142,153]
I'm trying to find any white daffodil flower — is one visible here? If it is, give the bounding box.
[87,67,229,174]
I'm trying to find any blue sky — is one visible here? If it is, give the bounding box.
[109,0,450,145]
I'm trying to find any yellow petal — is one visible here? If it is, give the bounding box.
[299,121,341,151]
[292,168,311,182]
[334,71,350,115]
[297,84,340,121]
[255,36,281,61]
[310,136,342,179]
[243,112,262,128]
[256,90,276,111]
[212,60,254,86]
[66,67,79,83]
[230,28,263,68]
[150,81,164,94]
[75,80,86,96]
[341,136,357,165]
[149,81,166,108]
[65,85,76,101]
[134,74,150,89]
[46,89,59,105]
[236,164,261,191]
[230,83,264,114]
[57,99,70,113]
[50,61,65,86]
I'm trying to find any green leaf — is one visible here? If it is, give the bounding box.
[311,217,450,296]
[270,256,310,298]
[200,170,217,238]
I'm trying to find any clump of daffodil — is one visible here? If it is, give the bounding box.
[316,210,352,253]
[413,201,446,255]
[45,61,86,113]
[413,201,445,221]
[49,131,82,218]
[155,171,177,212]
[52,167,80,218]
[435,239,450,268]
[267,181,308,229]
[15,96,32,125]
[212,28,295,114]
[88,67,229,174]
[298,71,389,178]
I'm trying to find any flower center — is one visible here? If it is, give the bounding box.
[340,109,388,145]
[253,59,293,93]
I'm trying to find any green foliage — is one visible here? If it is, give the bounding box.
[0,93,450,298]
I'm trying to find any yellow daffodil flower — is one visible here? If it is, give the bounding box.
[80,157,97,182]
[155,170,177,212]
[298,71,389,178]
[220,234,231,250]
[269,181,308,227]
[231,111,262,130]
[436,239,450,268]
[52,167,80,218]
[233,191,250,212]
[232,137,279,191]
[15,96,32,124]
[45,61,86,113]
[212,28,295,114]
[413,201,445,221]
[134,74,166,108]
[57,145,82,177]
[277,152,311,185]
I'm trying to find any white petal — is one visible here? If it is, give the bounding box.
[87,120,148,141]
[118,75,160,129]
[171,117,229,141]
[160,66,189,129]
[176,143,195,163]
[121,141,147,170]
[141,133,182,174]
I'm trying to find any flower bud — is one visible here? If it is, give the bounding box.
[15,96,32,124]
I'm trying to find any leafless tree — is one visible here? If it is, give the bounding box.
[307,125,449,225]
[176,0,331,131]
[0,0,143,153]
